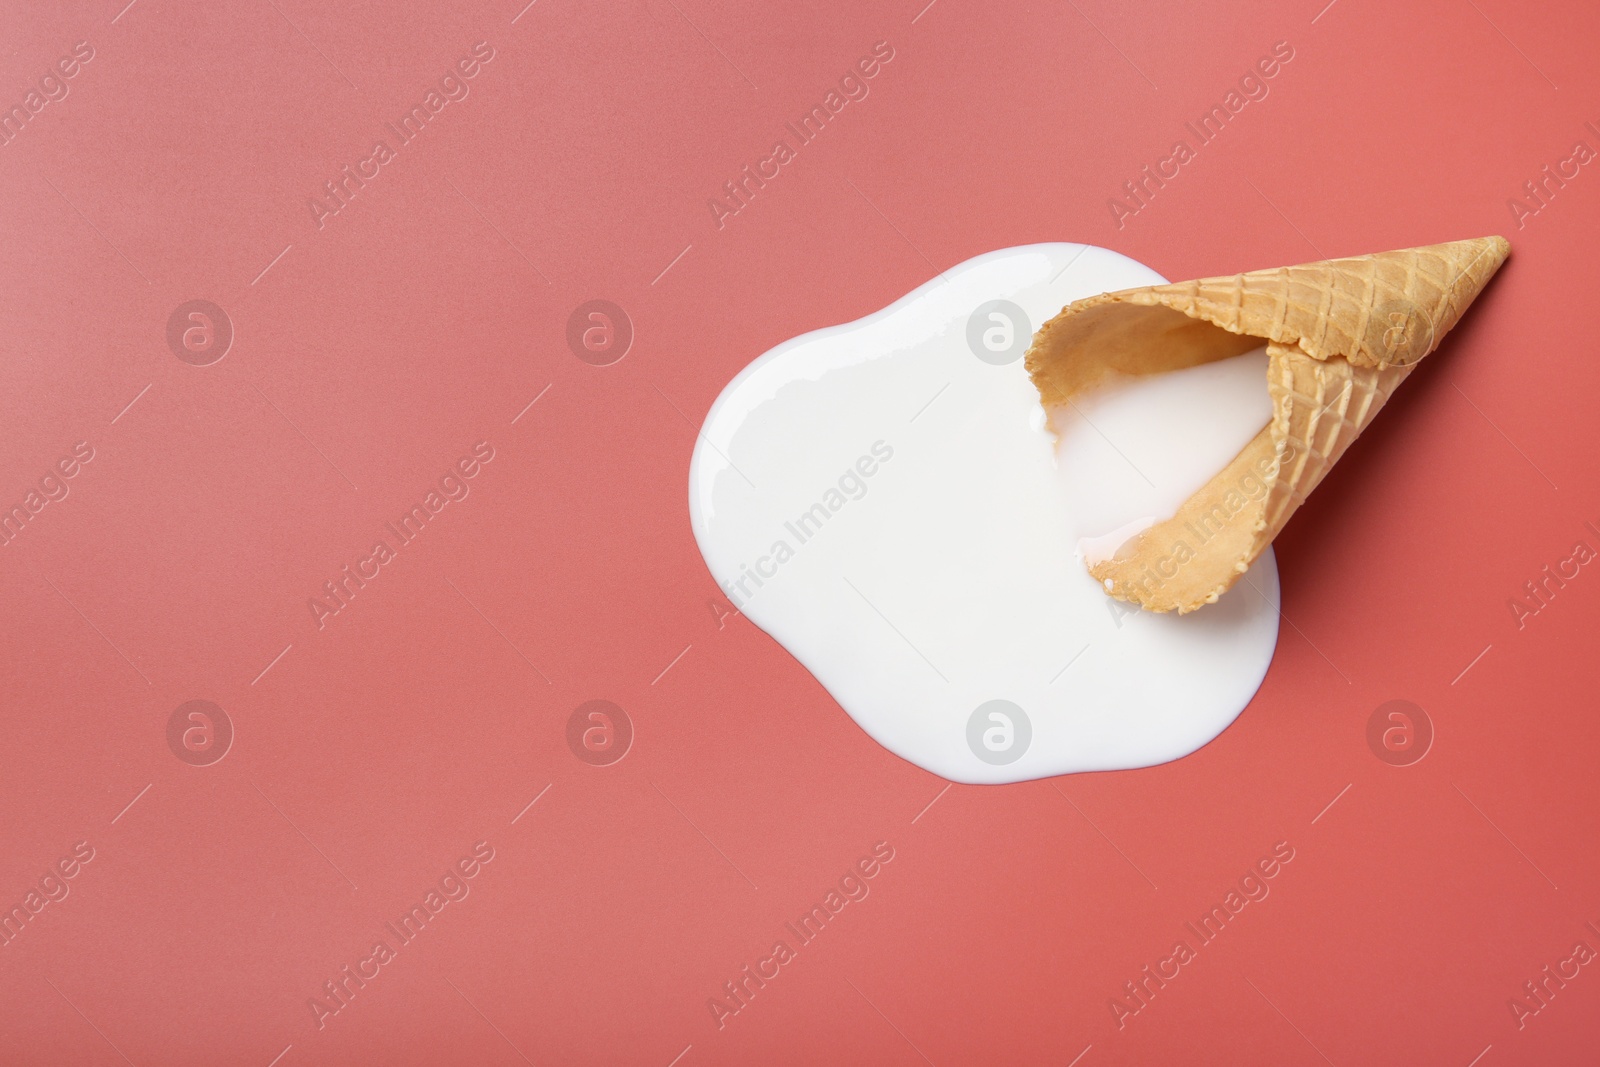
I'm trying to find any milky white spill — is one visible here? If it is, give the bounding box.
[689,244,1279,783]
[1054,346,1274,565]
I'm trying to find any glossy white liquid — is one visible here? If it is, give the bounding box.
[1053,346,1274,565]
[689,245,1279,783]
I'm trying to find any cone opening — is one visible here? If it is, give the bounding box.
[1032,300,1279,611]
[1027,299,1265,409]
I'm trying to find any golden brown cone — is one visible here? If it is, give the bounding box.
[1025,237,1510,614]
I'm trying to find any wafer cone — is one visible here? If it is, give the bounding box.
[1026,237,1510,614]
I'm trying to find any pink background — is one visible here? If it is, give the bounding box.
[1,0,1597,1063]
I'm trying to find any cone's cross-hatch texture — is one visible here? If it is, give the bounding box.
[1025,237,1510,614]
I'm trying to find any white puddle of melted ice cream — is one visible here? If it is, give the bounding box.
[689,244,1280,784]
